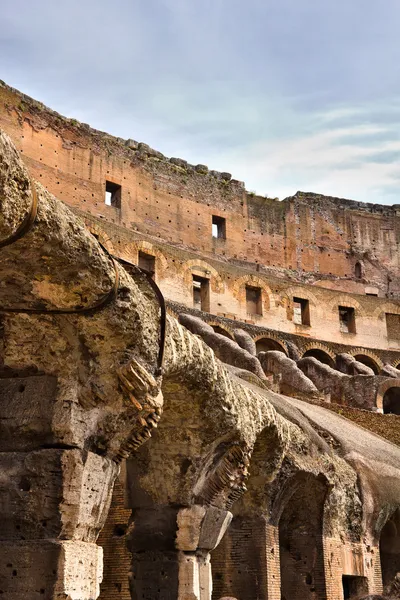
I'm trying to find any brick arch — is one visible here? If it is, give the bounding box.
[252,333,288,356]
[232,275,272,311]
[301,341,335,360]
[376,379,400,413]
[326,294,366,317]
[206,320,234,340]
[85,223,115,254]
[348,348,383,372]
[279,286,319,308]
[301,342,335,367]
[372,302,400,320]
[183,259,224,293]
[118,239,168,272]
[271,471,329,600]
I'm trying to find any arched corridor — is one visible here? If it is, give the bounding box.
[302,348,334,368]
[256,337,287,355]
[353,354,380,375]
[278,474,328,600]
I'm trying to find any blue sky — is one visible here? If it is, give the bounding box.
[1,0,400,203]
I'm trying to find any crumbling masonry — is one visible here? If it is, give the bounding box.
[1,81,400,600]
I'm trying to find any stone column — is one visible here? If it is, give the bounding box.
[0,375,118,600]
[127,505,231,600]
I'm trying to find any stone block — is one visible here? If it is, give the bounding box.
[0,540,102,600]
[198,507,232,551]
[0,376,57,451]
[125,138,138,150]
[170,157,188,169]
[176,505,206,551]
[0,449,117,542]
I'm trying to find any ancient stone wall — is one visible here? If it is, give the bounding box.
[0,80,400,357]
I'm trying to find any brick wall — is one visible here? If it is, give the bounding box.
[98,463,132,600]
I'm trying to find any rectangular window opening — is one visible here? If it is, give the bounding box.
[293,297,310,326]
[339,306,356,334]
[386,313,400,341]
[212,215,226,239]
[192,275,210,312]
[105,181,121,208]
[138,251,155,279]
[246,286,262,316]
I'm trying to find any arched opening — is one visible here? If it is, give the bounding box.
[211,325,234,340]
[256,337,286,355]
[211,424,286,600]
[278,473,328,600]
[353,354,380,375]
[302,349,334,368]
[383,386,400,415]
[380,509,400,591]
[355,262,362,279]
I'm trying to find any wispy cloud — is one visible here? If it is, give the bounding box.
[0,0,400,203]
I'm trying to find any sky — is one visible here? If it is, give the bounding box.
[1,0,400,204]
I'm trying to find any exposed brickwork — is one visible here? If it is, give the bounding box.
[98,464,131,600]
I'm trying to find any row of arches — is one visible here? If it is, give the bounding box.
[208,324,390,373]
[208,324,400,415]
[212,472,400,600]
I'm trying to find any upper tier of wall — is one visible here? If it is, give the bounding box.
[1,80,400,299]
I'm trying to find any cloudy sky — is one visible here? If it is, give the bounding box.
[1,0,400,204]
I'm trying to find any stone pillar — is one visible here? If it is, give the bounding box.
[127,505,231,600]
[0,375,118,600]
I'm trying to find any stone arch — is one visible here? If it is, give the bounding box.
[376,379,400,413]
[254,335,287,356]
[124,317,288,600]
[207,321,234,340]
[327,294,366,317]
[271,472,329,600]
[183,259,224,293]
[211,422,290,600]
[349,349,383,374]
[232,275,272,312]
[301,342,335,367]
[279,286,319,309]
[85,223,115,254]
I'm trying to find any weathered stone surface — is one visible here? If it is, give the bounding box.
[0,540,102,600]
[0,375,57,451]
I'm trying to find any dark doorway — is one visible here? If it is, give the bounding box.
[302,349,334,367]
[342,575,368,599]
[383,387,400,415]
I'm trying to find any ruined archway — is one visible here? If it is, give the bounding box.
[210,422,287,600]
[275,473,328,600]
[353,354,380,375]
[256,337,287,355]
[210,324,234,340]
[380,509,400,592]
[302,348,335,368]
